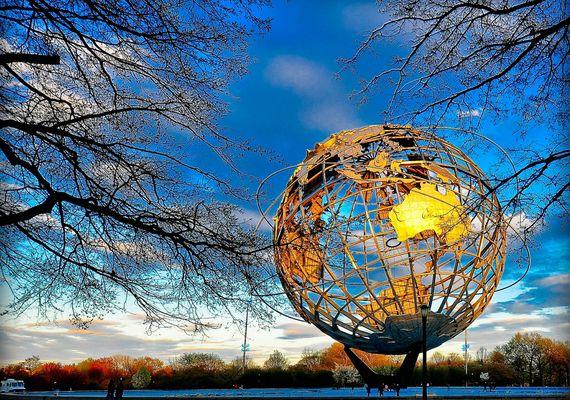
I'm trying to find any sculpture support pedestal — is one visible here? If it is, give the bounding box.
[344,345,419,388]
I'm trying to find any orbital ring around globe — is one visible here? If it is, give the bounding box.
[255,125,529,355]
[254,127,529,300]
[255,128,530,297]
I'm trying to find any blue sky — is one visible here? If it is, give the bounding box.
[1,0,568,365]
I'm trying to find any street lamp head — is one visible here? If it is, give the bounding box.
[420,304,429,318]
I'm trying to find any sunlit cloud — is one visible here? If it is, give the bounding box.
[522,326,551,332]
[470,312,544,329]
[276,321,328,341]
[537,274,570,287]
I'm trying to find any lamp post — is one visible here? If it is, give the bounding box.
[241,299,252,374]
[463,330,469,387]
[420,304,429,400]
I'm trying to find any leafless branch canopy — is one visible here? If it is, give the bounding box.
[344,0,568,121]
[342,0,569,229]
[0,0,281,331]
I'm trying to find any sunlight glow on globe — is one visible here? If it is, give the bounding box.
[273,125,507,354]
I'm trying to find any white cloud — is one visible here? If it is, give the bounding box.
[0,319,182,364]
[302,102,362,133]
[238,208,272,232]
[507,212,539,239]
[341,3,388,32]
[265,55,333,98]
[0,312,333,366]
[470,311,543,329]
[457,109,481,118]
[522,326,551,333]
[536,274,570,287]
[265,55,362,132]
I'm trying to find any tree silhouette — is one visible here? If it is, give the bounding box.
[132,366,151,389]
[343,0,569,231]
[263,350,289,370]
[0,0,279,331]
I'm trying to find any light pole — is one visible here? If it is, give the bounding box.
[241,299,251,374]
[420,304,428,400]
[463,329,469,387]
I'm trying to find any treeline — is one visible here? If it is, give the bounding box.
[1,332,568,390]
[418,332,569,387]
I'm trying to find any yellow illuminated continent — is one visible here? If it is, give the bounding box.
[388,183,470,243]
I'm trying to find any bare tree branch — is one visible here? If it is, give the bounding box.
[0,0,281,331]
[0,52,60,65]
[342,0,569,234]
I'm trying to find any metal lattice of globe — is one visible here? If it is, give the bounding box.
[273,125,506,354]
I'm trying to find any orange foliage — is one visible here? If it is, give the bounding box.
[445,352,464,367]
[109,355,164,376]
[320,343,352,369]
[320,342,397,370]
[2,332,568,390]
[77,357,119,381]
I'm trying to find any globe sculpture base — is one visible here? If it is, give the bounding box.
[317,310,458,355]
[344,345,419,389]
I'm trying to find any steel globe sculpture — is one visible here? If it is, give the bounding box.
[273,125,506,361]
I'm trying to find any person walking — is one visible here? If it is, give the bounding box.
[378,382,384,397]
[395,383,400,397]
[115,378,124,400]
[106,379,115,400]
[365,383,370,397]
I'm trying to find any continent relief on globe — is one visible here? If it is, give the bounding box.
[273,125,506,353]
[277,142,473,288]
[388,182,471,244]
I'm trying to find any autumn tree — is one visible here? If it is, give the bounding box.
[263,350,289,370]
[430,351,446,366]
[295,349,325,371]
[445,352,464,367]
[343,0,569,231]
[172,353,225,373]
[544,340,570,386]
[33,362,75,389]
[332,365,361,388]
[110,355,163,376]
[498,331,570,386]
[319,342,397,372]
[76,357,119,383]
[354,349,396,372]
[0,0,280,331]
[132,356,164,375]
[321,343,352,369]
[131,366,152,389]
[20,355,41,372]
